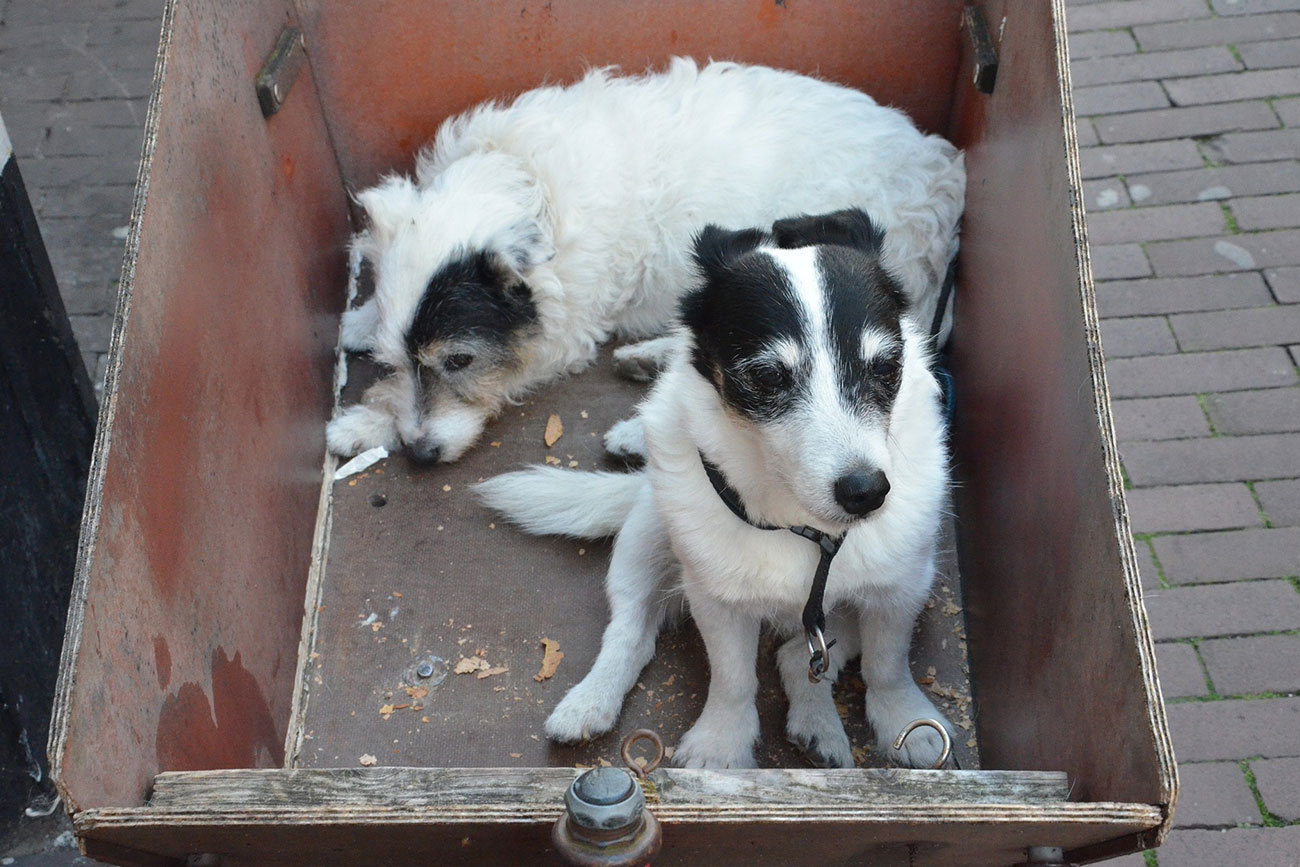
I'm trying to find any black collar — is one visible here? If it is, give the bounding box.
[699,452,845,683]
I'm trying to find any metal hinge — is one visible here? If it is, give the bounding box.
[255,26,307,118]
[962,6,999,95]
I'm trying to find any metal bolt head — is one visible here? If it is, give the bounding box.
[416,661,435,679]
[565,768,643,831]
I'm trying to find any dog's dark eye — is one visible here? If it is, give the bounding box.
[748,363,790,392]
[871,357,900,381]
[444,353,475,372]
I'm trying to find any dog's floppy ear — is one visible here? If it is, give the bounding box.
[493,216,556,275]
[692,224,769,275]
[354,175,421,248]
[771,208,884,255]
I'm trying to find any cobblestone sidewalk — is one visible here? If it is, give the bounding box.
[1,0,1298,864]
[1069,0,1300,863]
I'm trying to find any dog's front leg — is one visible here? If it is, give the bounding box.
[858,593,954,768]
[672,591,761,769]
[779,608,861,768]
[340,296,380,353]
[612,335,679,382]
[545,485,673,742]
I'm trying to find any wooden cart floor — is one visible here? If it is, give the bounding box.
[290,341,979,772]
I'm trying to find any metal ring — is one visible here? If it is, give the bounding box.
[806,627,830,684]
[892,718,952,770]
[621,729,665,778]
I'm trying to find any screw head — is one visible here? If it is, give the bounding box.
[416,661,435,679]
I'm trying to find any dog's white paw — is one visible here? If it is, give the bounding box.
[866,684,954,769]
[544,682,623,743]
[603,417,646,461]
[327,405,398,457]
[786,696,854,768]
[612,341,668,382]
[671,711,759,769]
[340,302,378,353]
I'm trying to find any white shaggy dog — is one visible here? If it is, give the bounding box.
[328,58,964,464]
[476,210,953,769]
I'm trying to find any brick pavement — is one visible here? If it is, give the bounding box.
[1070,0,1300,863]
[1,0,1298,864]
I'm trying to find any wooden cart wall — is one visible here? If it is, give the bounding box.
[49,0,1175,863]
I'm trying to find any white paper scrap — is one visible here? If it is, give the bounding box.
[333,445,388,481]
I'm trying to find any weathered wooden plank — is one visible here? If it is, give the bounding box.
[75,802,1163,867]
[150,766,1069,810]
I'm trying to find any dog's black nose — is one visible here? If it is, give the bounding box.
[834,469,890,516]
[407,441,442,465]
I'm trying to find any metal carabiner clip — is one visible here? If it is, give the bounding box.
[806,626,833,684]
[893,718,954,770]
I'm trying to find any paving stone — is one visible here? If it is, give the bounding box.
[1123,161,1300,206]
[18,152,138,188]
[1076,117,1099,148]
[1099,854,1147,867]
[1088,202,1225,244]
[1069,0,1215,31]
[1094,100,1279,144]
[1085,178,1131,210]
[1096,273,1273,317]
[1252,756,1300,821]
[1159,826,1300,866]
[1126,433,1300,486]
[1100,315,1177,358]
[1146,230,1300,277]
[1165,68,1300,106]
[1127,482,1264,533]
[1135,11,1300,50]
[1173,761,1263,826]
[1277,96,1300,126]
[1080,139,1205,178]
[1200,634,1300,695]
[1072,45,1240,87]
[1107,347,1297,397]
[1205,388,1300,435]
[1238,37,1300,69]
[1266,267,1300,302]
[1153,526,1300,581]
[1074,80,1172,116]
[1134,536,1165,589]
[1255,478,1300,525]
[1170,305,1300,350]
[1069,29,1140,59]
[1146,580,1300,639]
[1292,343,1300,368]
[1204,127,1300,163]
[68,313,112,355]
[1093,243,1154,280]
[1156,641,1209,698]
[1166,696,1300,761]
[1212,0,1300,12]
[1112,395,1212,440]
[1231,192,1300,230]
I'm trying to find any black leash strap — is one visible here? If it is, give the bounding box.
[700,453,845,683]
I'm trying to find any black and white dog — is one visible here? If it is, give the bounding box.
[477,210,952,769]
[328,58,964,464]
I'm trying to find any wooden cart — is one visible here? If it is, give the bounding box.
[49,2,1177,864]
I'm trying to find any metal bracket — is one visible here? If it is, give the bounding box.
[962,6,999,95]
[255,27,306,118]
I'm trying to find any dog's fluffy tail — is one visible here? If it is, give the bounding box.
[473,467,645,538]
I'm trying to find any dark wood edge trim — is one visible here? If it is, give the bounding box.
[46,0,178,817]
[1048,0,1178,837]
